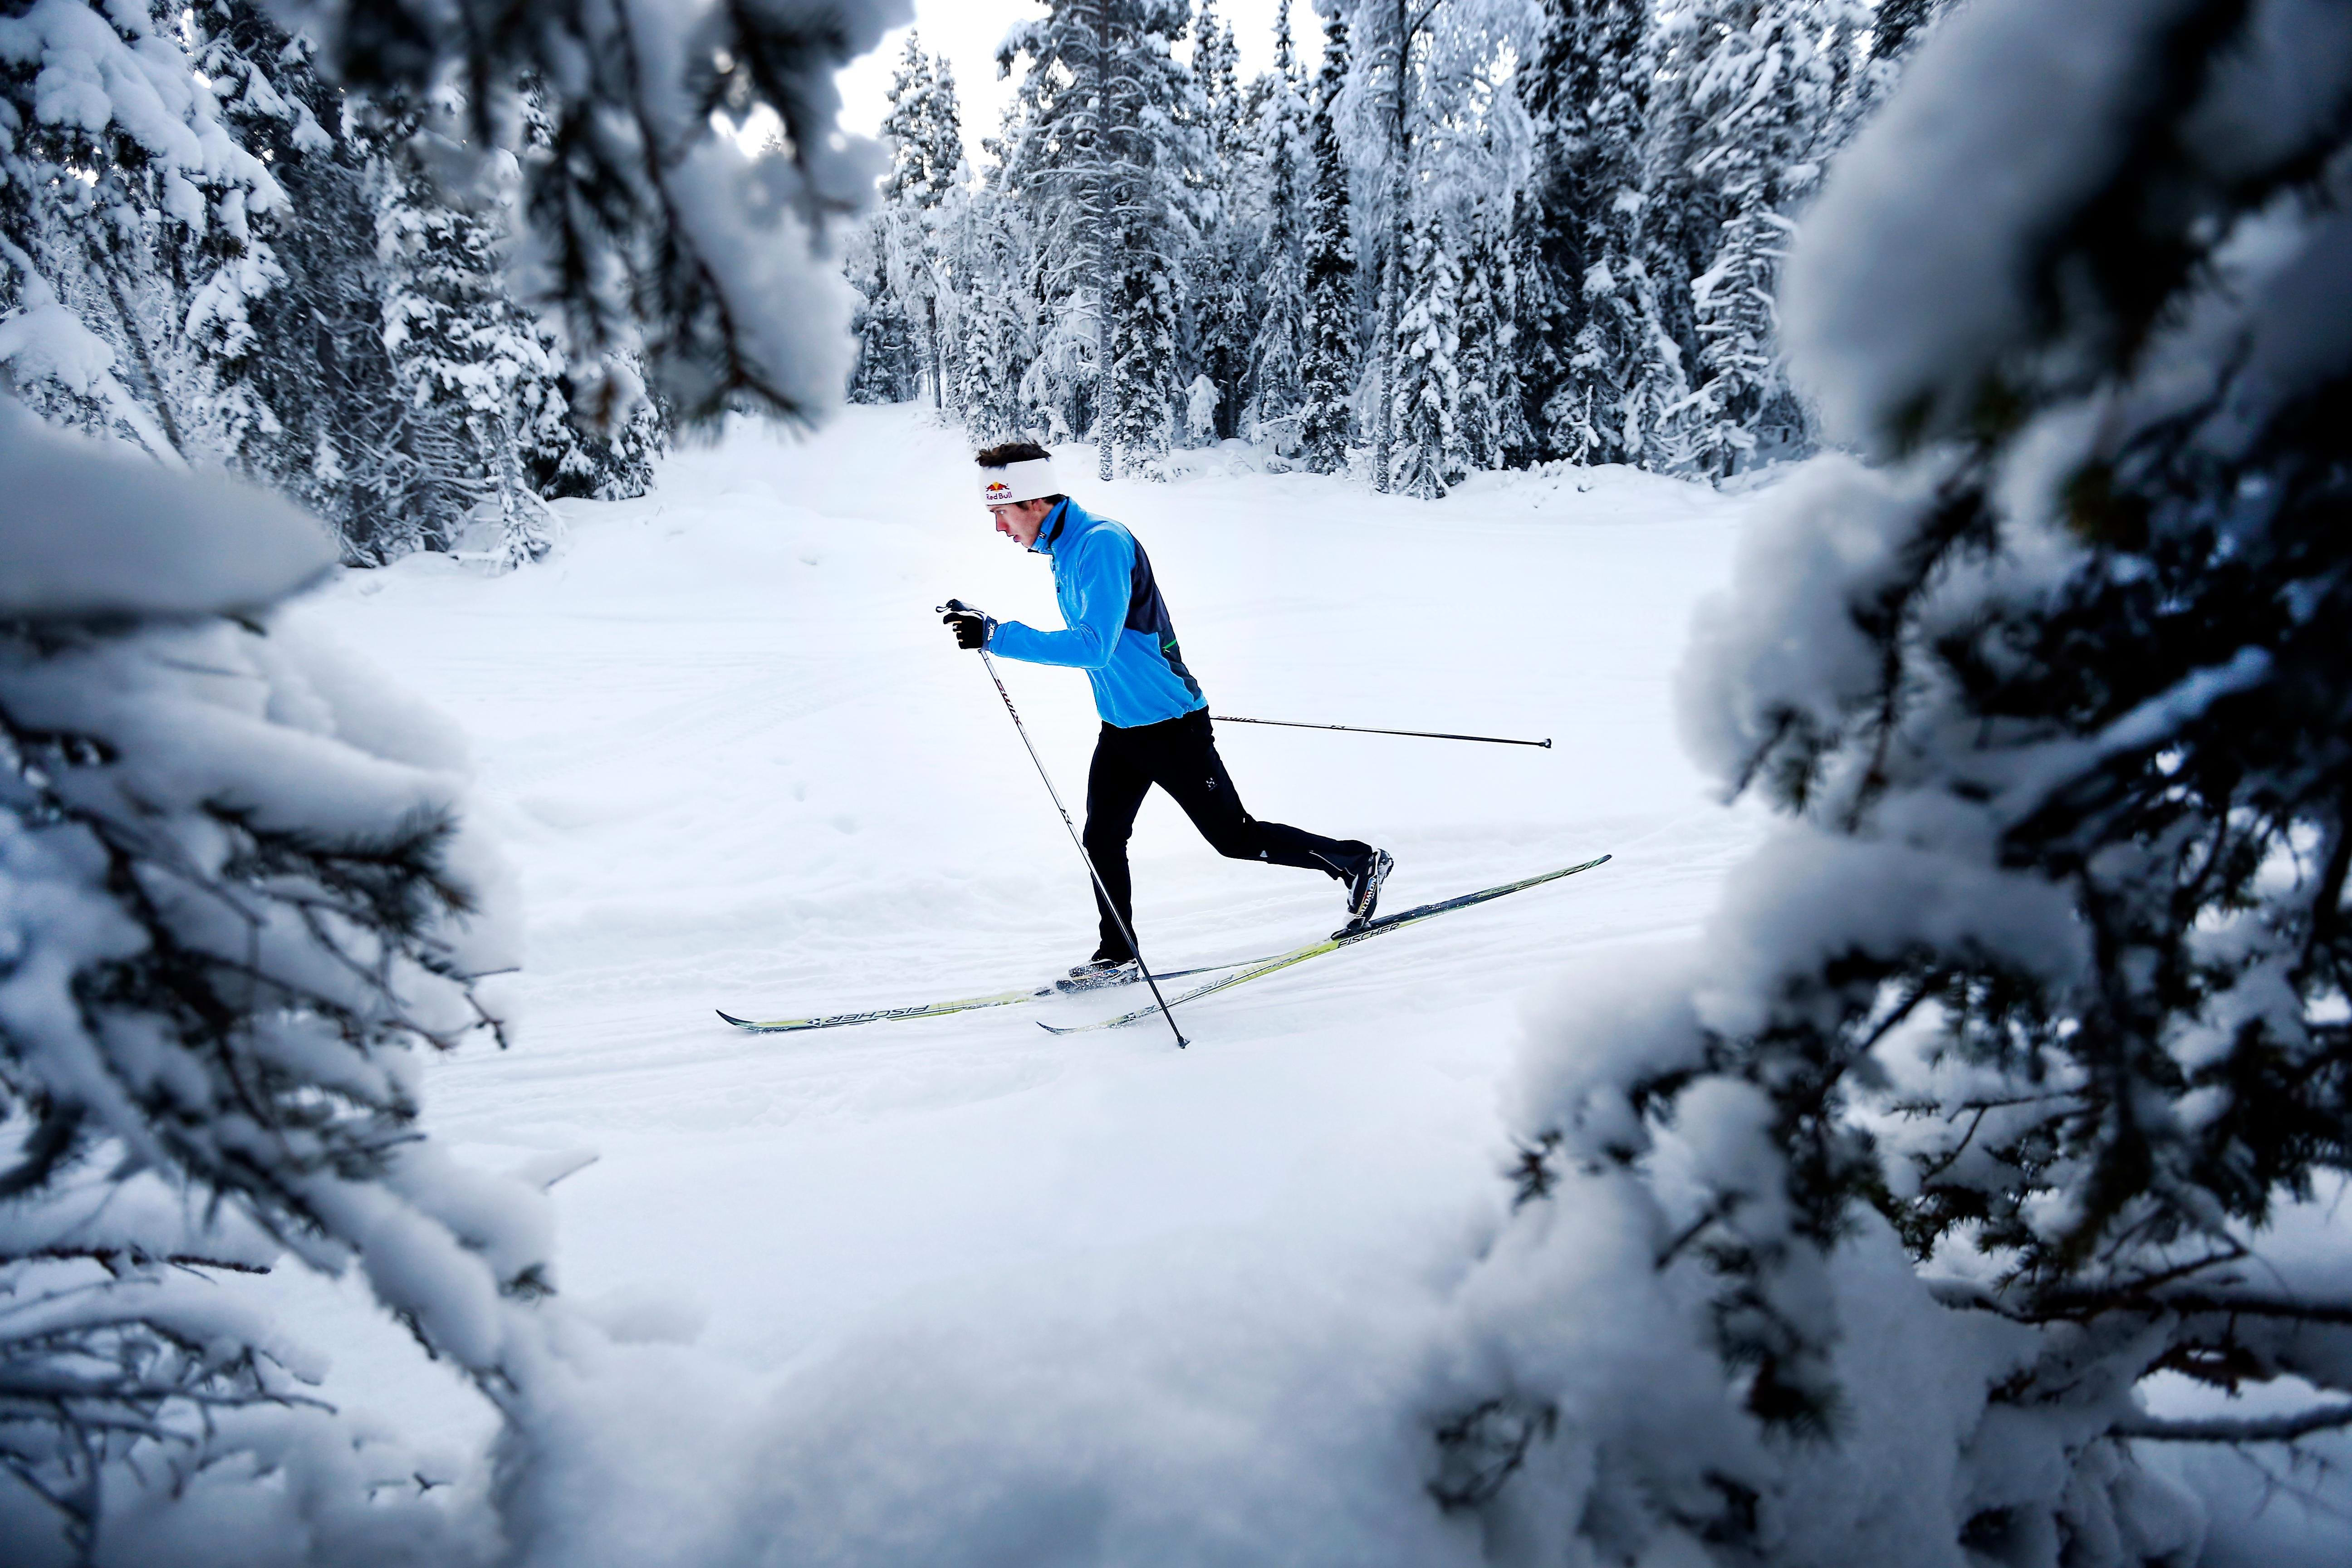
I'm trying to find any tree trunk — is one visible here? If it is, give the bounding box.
[1094,0,1117,482]
[927,294,941,411]
[1373,0,1414,494]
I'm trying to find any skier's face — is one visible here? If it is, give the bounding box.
[990,500,1050,547]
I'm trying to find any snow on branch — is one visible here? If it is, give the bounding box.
[1441,0,2352,1560]
[0,397,542,1557]
[271,0,906,427]
[2114,1405,2352,1444]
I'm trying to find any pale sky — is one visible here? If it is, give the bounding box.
[835,0,1325,170]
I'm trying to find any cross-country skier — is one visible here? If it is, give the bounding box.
[944,442,1392,988]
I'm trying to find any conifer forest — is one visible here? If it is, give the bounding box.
[6,1,2352,1565]
[848,0,1920,494]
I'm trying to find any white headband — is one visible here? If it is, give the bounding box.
[979,457,1060,507]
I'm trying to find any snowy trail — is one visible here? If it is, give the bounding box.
[283,408,1759,1560]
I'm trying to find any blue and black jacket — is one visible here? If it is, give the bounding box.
[987,498,1208,728]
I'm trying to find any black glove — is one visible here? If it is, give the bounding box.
[941,599,994,651]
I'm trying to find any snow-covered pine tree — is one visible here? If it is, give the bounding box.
[1002,0,1204,476]
[372,93,564,565]
[1295,9,1358,475]
[183,0,416,551]
[508,88,667,508]
[1340,0,1532,492]
[1626,0,1886,478]
[528,353,666,503]
[877,36,965,409]
[874,40,936,409]
[1487,197,1536,466]
[1000,0,1118,475]
[1196,0,1249,181]
[1343,0,1428,493]
[1104,223,1186,466]
[1245,0,1313,453]
[847,217,921,402]
[1182,0,1253,442]
[1186,239,1255,446]
[7,2,659,565]
[992,72,1097,447]
[881,34,966,211]
[1870,0,1945,61]
[1592,242,1695,467]
[1014,204,1101,444]
[182,0,336,484]
[1454,219,1507,474]
[1517,0,1656,465]
[8,0,891,1548]
[1113,3,1209,469]
[0,0,285,466]
[1680,0,1855,475]
[1500,195,1553,468]
[1513,2,1578,461]
[956,186,1035,443]
[0,402,543,1565]
[1388,207,1465,499]
[1185,371,1221,444]
[1444,3,2352,1559]
[1625,2,1728,470]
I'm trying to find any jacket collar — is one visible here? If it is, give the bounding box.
[1034,496,1080,555]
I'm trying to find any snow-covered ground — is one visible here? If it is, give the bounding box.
[272,406,1762,1561]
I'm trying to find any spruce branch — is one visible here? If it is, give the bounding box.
[2115,1404,2352,1443]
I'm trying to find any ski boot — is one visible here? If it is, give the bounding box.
[1343,848,1394,931]
[1057,956,1142,994]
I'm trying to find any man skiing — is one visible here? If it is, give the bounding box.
[944,441,1392,987]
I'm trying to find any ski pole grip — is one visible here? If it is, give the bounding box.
[939,598,972,614]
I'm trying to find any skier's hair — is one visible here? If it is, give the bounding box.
[975,441,1065,506]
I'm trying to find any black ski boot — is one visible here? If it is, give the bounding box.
[1057,955,1142,994]
[1343,848,1394,929]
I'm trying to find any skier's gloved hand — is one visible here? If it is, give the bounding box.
[941,599,994,651]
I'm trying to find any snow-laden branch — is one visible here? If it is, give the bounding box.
[2115,1405,2352,1444]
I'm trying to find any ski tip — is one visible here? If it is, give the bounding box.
[1038,1020,1076,1035]
[716,1009,749,1026]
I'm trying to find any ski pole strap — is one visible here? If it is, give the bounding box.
[1210,715,1552,750]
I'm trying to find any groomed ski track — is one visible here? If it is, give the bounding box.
[277,407,1766,1564]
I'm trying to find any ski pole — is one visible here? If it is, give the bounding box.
[1210,715,1553,750]
[943,604,1190,1049]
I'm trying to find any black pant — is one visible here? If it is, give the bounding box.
[1082,708,1370,961]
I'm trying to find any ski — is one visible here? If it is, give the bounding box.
[719,989,1039,1034]
[716,956,1269,1035]
[1039,853,1612,1036]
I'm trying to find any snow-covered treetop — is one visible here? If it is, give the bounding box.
[1333,0,1539,235]
[882,33,966,210]
[0,401,334,619]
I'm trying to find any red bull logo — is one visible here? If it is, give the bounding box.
[979,456,1055,507]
